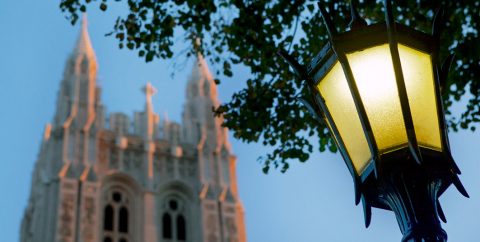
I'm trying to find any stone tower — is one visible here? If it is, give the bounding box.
[20,17,246,242]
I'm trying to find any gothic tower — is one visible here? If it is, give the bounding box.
[20,17,246,242]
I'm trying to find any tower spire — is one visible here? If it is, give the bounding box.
[183,55,231,152]
[73,14,97,63]
[52,14,102,167]
[54,14,99,127]
[186,54,218,100]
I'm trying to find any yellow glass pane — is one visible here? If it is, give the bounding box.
[398,44,442,151]
[317,62,372,174]
[347,44,408,152]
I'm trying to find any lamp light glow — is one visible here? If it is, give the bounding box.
[318,62,372,174]
[399,44,442,151]
[317,43,443,167]
[347,44,408,152]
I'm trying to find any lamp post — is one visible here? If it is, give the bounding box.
[279,1,468,241]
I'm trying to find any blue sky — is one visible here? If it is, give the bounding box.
[0,1,478,241]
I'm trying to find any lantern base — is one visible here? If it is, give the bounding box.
[377,169,447,242]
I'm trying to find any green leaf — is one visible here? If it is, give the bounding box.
[145,51,155,62]
[306,4,315,13]
[100,3,107,11]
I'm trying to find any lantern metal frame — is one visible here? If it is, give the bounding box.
[279,1,468,241]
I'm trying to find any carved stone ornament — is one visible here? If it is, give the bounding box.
[58,194,75,241]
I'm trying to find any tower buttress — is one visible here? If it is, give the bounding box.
[183,55,247,242]
[183,55,231,184]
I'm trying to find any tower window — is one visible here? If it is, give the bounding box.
[177,215,186,241]
[119,207,129,233]
[162,213,172,239]
[104,205,114,231]
[103,189,132,241]
[162,197,188,241]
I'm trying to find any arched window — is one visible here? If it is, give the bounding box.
[162,197,188,241]
[119,207,129,233]
[177,215,186,241]
[104,205,114,231]
[162,213,172,239]
[102,188,133,242]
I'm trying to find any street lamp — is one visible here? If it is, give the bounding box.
[279,1,468,241]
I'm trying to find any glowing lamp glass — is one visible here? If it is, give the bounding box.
[316,43,442,174]
[347,44,408,152]
[317,62,372,174]
[398,44,442,151]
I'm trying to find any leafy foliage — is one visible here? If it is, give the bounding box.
[60,0,480,173]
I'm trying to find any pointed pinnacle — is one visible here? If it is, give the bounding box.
[432,6,445,37]
[276,49,306,79]
[452,175,469,198]
[436,199,447,223]
[440,53,455,94]
[317,1,338,38]
[384,0,395,27]
[354,179,361,205]
[441,54,455,77]
[362,195,372,228]
[80,13,89,33]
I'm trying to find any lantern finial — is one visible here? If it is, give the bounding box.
[276,50,324,123]
[383,0,395,27]
[276,49,306,78]
[432,6,445,38]
[317,1,338,38]
[439,53,455,94]
[349,0,367,30]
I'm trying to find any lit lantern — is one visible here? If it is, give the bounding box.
[279,1,468,241]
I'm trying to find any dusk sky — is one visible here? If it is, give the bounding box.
[0,1,479,241]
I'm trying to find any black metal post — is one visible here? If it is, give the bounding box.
[378,169,447,242]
